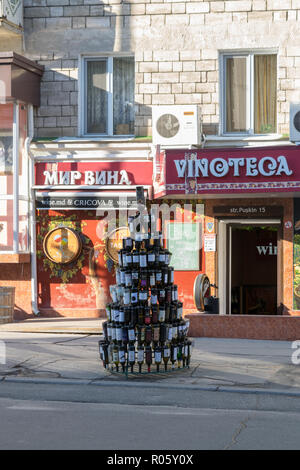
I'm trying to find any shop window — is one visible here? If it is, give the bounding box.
[81,56,135,137]
[220,52,277,135]
[0,102,29,254]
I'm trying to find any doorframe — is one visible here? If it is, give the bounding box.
[217,218,282,315]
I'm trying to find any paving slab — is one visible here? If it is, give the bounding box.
[0,326,299,395]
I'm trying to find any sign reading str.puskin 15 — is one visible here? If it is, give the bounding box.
[153,146,300,197]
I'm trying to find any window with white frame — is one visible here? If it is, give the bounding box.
[220,52,277,135]
[81,56,135,137]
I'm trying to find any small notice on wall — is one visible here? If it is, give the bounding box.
[204,234,216,252]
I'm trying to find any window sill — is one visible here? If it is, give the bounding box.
[0,253,30,263]
[203,134,291,148]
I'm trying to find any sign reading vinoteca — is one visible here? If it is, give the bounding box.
[43,169,131,186]
[174,155,293,178]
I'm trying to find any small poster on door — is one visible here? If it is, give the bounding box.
[204,234,216,252]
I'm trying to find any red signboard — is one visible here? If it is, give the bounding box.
[35,160,153,187]
[153,145,300,197]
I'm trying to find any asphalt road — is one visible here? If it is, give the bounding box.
[0,381,300,450]
[1,396,300,450]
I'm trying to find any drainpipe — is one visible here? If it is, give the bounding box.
[25,104,39,315]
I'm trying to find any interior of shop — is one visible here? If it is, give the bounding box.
[231,225,278,315]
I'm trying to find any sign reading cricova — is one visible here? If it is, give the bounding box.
[153,146,300,197]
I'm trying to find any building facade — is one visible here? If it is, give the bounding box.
[1,0,300,338]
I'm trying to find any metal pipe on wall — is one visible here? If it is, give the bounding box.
[25,104,39,315]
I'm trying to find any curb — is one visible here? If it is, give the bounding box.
[2,375,300,398]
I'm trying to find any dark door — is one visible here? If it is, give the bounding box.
[231,225,278,315]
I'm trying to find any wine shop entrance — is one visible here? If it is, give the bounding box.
[218,219,282,315]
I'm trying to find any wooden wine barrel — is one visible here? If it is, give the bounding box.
[0,287,15,324]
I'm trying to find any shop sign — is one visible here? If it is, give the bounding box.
[36,195,138,210]
[43,170,131,186]
[35,161,153,188]
[154,146,300,196]
[174,155,292,179]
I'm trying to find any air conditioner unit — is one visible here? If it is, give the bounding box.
[290,103,300,142]
[152,105,202,146]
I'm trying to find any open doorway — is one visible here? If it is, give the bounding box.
[231,225,278,315]
[218,219,282,315]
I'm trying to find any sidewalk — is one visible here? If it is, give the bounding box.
[0,318,299,398]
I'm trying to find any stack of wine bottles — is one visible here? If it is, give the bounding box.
[99,215,192,374]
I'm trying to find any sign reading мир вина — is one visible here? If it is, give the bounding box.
[35,161,153,186]
[153,146,300,197]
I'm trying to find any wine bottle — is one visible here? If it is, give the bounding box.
[131,268,139,287]
[158,286,166,304]
[120,268,126,287]
[128,324,136,343]
[130,305,138,326]
[139,240,148,268]
[151,287,158,306]
[105,303,112,321]
[107,322,112,342]
[145,345,152,373]
[132,243,140,268]
[119,307,125,324]
[116,322,123,345]
[149,270,156,288]
[112,344,120,372]
[147,245,155,267]
[159,246,166,267]
[152,323,160,344]
[137,324,145,345]
[144,306,151,325]
[128,344,135,373]
[171,343,178,370]
[172,285,178,302]
[186,340,192,367]
[137,306,144,326]
[111,322,116,343]
[160,323,167,344]
[168,266,174,285]
[152,304,159,324]
[139,288,148,305]
[163,344,170,371]
[177,341,183,369]
[182,339,187,367]
[125,250,133,269]
[140,268,148,290]
[158,304,166,323]
[145,325,152,344]
[125,269,132,288]
[131,287,138,305]
[155,345,162,372]
[123,287,131,306]
[119,344,126,372]
[137,345,144,373]
[102,321,108,341]
[102,341,109,369]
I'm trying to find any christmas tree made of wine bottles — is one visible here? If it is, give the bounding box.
[99,212,192,374]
